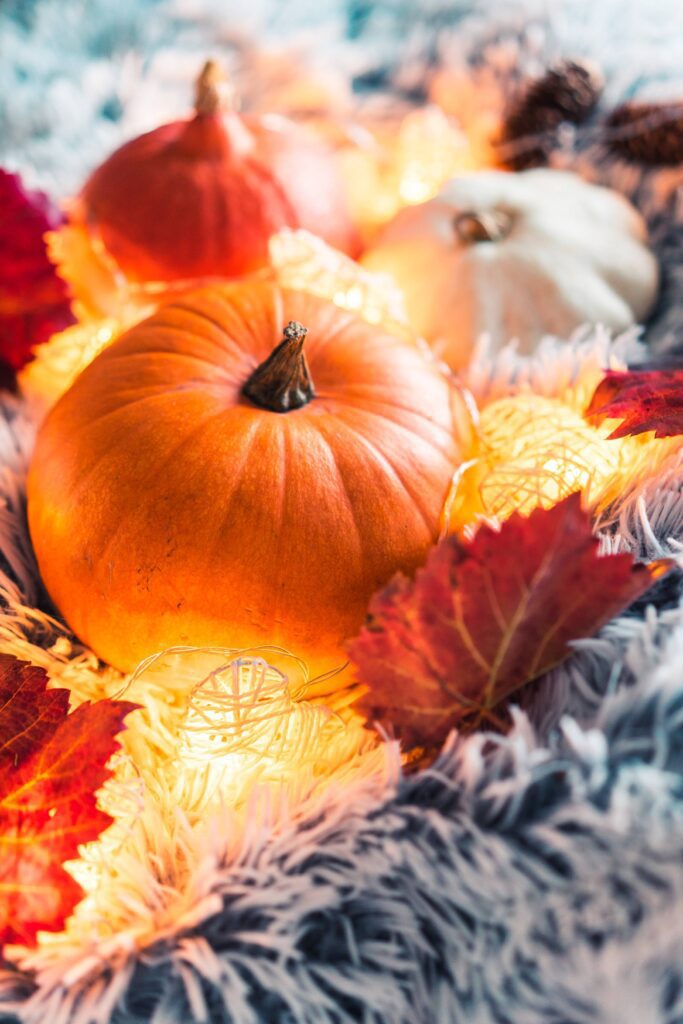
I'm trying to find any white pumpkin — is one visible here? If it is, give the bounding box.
[361,169,659,371]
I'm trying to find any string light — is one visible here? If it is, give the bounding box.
[269,228,409,330]
[447,392,680,532]
[395,106,474,205]
[176,655,334,803]
[340,105,479,234]
[115,646,367,815]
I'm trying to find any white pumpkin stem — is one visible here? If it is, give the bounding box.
[453,209,513,244]
[195,59,236,116]
[243,321,316,413]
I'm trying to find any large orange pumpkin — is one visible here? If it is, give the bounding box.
[74,61,359,284]
[27,281,464,677]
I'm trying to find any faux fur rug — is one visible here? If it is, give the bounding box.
[2,2,683,1023]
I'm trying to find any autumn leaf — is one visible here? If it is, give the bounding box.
[0,169,75,378]
[350,493,671,749]
[0,655,136,948]
[587,368,683,439]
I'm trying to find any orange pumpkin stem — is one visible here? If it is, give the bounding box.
[195,59,236,116]
[243,321,315,412]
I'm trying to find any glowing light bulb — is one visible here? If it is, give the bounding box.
[447,392,676,532]
[269,228,409,332]
[20,319,119,409]
[177,656,332,798]
[339,105,478,236]
[395,107,470,205]
[110,645,370,817]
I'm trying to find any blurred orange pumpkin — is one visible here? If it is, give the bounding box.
[73,61,359,285]
[28,281,465,677]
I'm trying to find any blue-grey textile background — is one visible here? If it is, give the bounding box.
[1,3,683,1022]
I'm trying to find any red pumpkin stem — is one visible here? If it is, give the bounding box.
[195,59,236,116]
[243,321,315,412]
[453,209,513,244]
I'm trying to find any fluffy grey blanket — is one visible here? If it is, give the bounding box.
[1,2,683,1022]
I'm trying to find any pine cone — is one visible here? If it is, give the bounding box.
[499,58,603,170]
[605,101,683,165]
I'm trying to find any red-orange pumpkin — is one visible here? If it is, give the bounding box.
[27,281,465,677]
[74,61,359,284]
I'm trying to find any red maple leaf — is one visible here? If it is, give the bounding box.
[586,368,683,439]
[0,169,75,378]
[0,655,136,948]
[350,493,671,749]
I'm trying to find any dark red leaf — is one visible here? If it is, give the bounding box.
[586,368,683,439]
[0,169,75,375]
[350,493,671,749]
[0,654,136,948]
